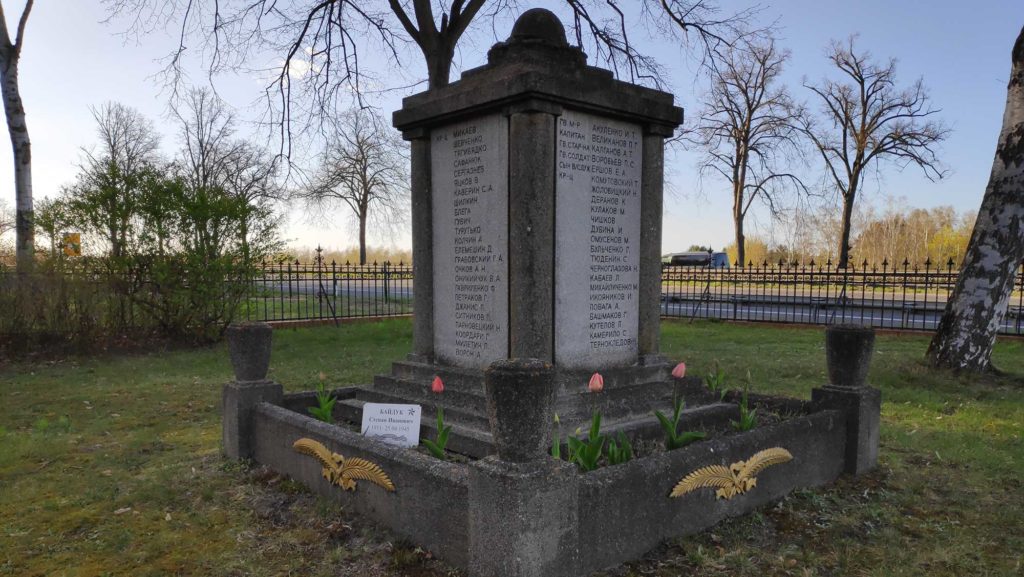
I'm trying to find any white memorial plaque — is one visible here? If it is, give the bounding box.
[361,403,422,447]
[555,110,642,369]
[431,114,509,368]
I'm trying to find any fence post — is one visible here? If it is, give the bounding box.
[824,260,833,325]
[881,260,890,329]
[1017,264,1023,335]
[285,261,293,322]
[923,258,933,331]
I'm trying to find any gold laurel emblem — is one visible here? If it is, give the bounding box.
[670,447,793,500]
[293,438,396,493]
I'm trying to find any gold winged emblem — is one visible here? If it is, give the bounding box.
[292,438,396,493]
[670,447,792,500]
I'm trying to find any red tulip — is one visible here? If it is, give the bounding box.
[672,362,687,379]
[588,372,604,393]
[431,375,444,394]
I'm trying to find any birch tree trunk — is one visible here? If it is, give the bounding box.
[1,56,31,271]
[0,1,34,272]
[927,26,1024,372]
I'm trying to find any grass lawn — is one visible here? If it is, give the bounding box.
[1,318,1021,576]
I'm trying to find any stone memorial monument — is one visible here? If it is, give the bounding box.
[362,7,684,433]
[221,10,881,577]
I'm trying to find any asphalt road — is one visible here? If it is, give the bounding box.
[660,296,1024,334]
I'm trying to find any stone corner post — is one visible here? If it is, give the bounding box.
[507,100,561,362]
[403,126,435,363]
[811,324,882,475]
[637,123,675,365]
[467,358,580,577]
[222,322,283,460]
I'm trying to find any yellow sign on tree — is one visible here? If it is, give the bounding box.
[62,233,82,257]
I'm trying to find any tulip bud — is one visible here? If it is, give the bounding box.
[588,372,604,393]
[431,375,444,394]
[671,362,686,379]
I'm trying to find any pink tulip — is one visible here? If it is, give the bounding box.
[431,376,444,394]
[588,372,604,393]
[672,362,687,379]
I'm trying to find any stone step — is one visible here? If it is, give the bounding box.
[553,379,678,429]
[281,387,359,415]
[390,359,671,394]
[605,402,738,441]
[389,361,485,393]
[551,403,739,455]
[335,396,493,458]
[554,363,671,392]
[338,387,491,430]
[375,370,690,434]
[373,374,488,414]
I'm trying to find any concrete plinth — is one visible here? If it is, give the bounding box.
[811,385,881,474]
[485,359,557,462]
[468,457,579,577]
[222,380,283,459]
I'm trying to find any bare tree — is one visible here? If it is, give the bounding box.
[220,141,283,261]
[172,89,237,196]
[802,37,949,269]
[67,102,161,258]
[105,1,757,152]
[298,109,408,265]
[0,0,33,272]
[695,37,804,266]
[927,25,1024,373]
[171,88,280,261]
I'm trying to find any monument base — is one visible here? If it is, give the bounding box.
[331,358,674,456]
[240,391,852,577]
[812,385,881,475]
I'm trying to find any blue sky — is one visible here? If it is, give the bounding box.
[0,0,1020,253]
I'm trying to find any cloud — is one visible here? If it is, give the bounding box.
[285,56,319,80]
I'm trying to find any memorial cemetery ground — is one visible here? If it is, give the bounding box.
[1,318,1021,576]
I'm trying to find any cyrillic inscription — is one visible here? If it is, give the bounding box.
[431,115,509,368]
[555,110,641,369]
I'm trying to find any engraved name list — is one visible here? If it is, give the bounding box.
[431,115,509,368]
[555,110,642,369]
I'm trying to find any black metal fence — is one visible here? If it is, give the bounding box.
[244,258,1024,335]
[243,258,414,322]
[660,260,1024,336]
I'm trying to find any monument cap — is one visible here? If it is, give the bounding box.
[395,8,681,135]
[508,8,569,46]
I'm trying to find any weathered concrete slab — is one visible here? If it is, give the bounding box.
[576,409,847,575]
[250,403,470,568]
[555,110,643,370]
[431,114,510,368]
